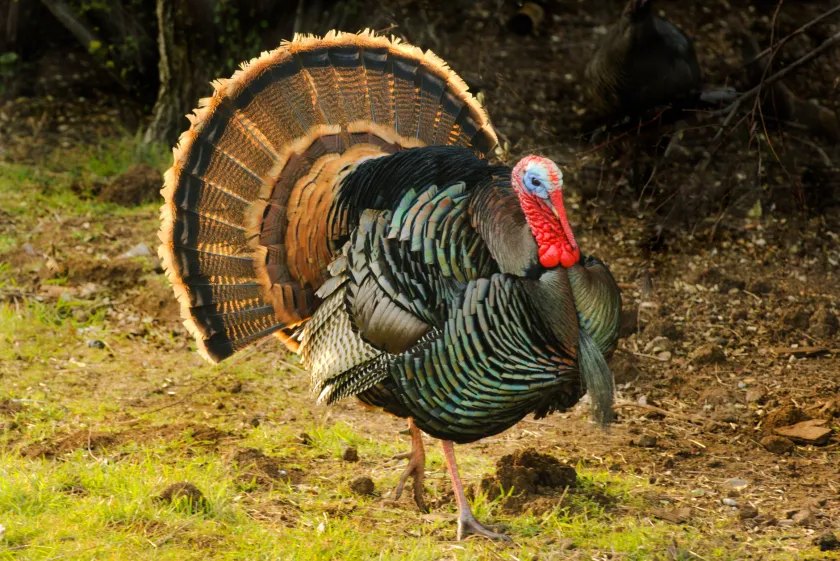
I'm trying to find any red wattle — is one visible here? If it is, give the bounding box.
[539,245,562,268]
[560,247,579,268]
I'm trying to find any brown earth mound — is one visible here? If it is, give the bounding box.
[479,448,577,513]
[97,164,162,207]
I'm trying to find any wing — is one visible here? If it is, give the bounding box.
[387,273,580,443]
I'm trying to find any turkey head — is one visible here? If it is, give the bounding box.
[511,156,580,269]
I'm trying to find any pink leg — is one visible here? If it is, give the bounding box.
[440,440,510,541]
[393,418,427,512]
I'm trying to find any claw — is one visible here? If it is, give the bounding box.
[440,439,511,542]
[392,419,428,513]
[457,514,512,541]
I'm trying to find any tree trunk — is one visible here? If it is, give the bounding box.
[143,0,212,147]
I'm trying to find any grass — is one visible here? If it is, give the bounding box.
[1,137,836,560]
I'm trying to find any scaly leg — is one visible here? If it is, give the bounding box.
[393,418,427,512]
[440,440,511,541]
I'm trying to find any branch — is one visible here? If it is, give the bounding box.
[737,4,840,73]
[39,0,130,92]
[39,0,100,48]
[713,29,840,120]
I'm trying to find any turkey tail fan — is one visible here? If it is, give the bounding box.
[578,329,615,427]
[158,29,498,363]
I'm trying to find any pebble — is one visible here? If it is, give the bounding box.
[724,478,748,490]
[760,435,794,455]
[739,504,759,519]
[118,242,151,259]
[86,340,105,349]
[721,498,737,507]
[637,435,657,448]
[792,508,815,527]
[342,446,359,462]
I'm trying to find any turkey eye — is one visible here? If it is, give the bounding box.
[530,177,541,188]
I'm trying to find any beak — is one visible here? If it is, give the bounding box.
[548,190,580,254]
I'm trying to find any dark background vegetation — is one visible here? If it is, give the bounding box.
[1,0,838,232]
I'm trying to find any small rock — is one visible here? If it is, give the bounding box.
[792,508,815,527]
[298,432,314,446]
[760,435,795,455]
[644,319,681,341]
[739,504,759,519]
[349,475,375,495]
[637,435,658,448]
[229,381,243,394]
[721,498,737,507]
[746,279,772,295]
[86,339,106,349]
[745,388,765,404]
[156,482,206,511]
[342,446,359,462]
[816,532,840,552]
[118,242,151,259]
[650,506,692,524]
[22,243,37,257]
[724,478,748,490]
[690,344,726,364]
[774,419,832,445]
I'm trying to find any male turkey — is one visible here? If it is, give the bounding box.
[159,30,622,541]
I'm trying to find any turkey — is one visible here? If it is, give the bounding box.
[158,30,622,541]
[583,0,703,126]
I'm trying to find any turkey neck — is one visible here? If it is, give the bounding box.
[468,175,541,277]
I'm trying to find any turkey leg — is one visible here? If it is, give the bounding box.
[393,418,428,512]
[440,440,511,541]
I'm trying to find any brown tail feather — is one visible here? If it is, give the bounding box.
[159,30,497,363]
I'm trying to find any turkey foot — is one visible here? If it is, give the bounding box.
[441,440,511,542]
[393,418,427,513]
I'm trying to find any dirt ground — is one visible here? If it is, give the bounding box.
[1,0,839,559]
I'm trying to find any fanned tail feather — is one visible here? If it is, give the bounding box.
[158,30,498,363]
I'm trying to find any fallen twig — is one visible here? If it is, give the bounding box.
[613,402,722,426]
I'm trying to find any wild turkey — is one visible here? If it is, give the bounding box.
[583,0,703,126]
[158,30,622,541]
